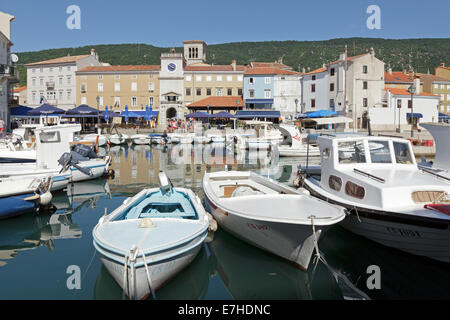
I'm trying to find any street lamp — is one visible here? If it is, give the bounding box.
[295,99,299,118]
[408,84,415,138]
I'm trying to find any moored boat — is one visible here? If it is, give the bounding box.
[109,133,129,145]
[131,134,151,145]
[296,134,450,262]
[203,170,346,270]
[93,172,209,299]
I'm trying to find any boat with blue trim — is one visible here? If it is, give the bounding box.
[93,172,209,300]
[0,176,53,219]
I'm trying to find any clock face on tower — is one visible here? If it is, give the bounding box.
[168,63,176,72]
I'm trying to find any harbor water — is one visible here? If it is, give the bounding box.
[0,143,449,300]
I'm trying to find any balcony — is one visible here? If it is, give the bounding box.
[161,100,183,105]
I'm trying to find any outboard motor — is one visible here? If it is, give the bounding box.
[57,152,93,177]
[158,171,173,195]
[73,144,99,159]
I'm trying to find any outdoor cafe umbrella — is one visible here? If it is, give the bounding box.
[104,106,109,123]
[208,111,235,119]
[184,111,210,119]
[65,104,99,116]
[27,103,65,124]
[122,105,129,123]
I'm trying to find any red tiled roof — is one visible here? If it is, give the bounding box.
[385,72,417,83]
[385,88,438,97]
[251,62,293,70]
[187,96,245,108]
[77,65,161,72]
[303,67,327,76]
[13,86,27,93]
[416,73,450,83]
[244,67,299,75]
[184,65,246,72]
[24,54,91,66]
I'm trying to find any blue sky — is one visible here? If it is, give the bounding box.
[3,0,450,52]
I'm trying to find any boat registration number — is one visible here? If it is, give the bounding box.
[386,227,421,238]
[247,223,269,231]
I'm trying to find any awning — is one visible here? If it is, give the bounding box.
[185,111,210,118]
[301,116,353,125]
[208,111,235,118]
[120,111,159,118]
[438,113,450,120]
[245,99,274,104]
[407,113,423,119]
[304,110,338,118]
[235,110,281,119]
[11,105,35,117]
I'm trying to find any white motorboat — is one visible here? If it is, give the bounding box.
[0,124,111,188]
[236,121,283,150]
[93,172,209,300]
[277,124,320,157]
[203,171,346,270]
[180,133,194,144]
[75,134,108,147]
[194,136,211,144]
[109,133,129,145]
[167,133,180,144]
[419,123,450,180]
[296,134,450,262]
[131,134,151,145]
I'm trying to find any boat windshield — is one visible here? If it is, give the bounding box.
[369,141,391,163]
[393,141,414,164]
[338,141,366,164]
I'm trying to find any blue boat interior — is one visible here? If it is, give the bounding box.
[114,189,198,221]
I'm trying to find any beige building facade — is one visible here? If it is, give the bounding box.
[75,65,161,112]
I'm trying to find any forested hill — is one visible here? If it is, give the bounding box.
[14,38,450,86]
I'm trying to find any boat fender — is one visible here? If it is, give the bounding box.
[207,212,217,232]
[24,193,40,201]
[39,191,53,206]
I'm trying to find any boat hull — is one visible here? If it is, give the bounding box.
[95,233,205,300]
[278,146,320,157]
[204,195,325,270]
[0,193,39,219]
[303,179,450,263]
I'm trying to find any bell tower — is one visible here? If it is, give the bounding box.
[183,40,207,65]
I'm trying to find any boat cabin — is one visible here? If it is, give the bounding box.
[316,134,450,211]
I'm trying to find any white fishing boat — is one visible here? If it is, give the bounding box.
[0,124,111,188]
[277,124,320,157]
[419,123,450,180]
[131,134,151,145]
[93,172,209,300]
[203,171,346,270]
[236,121,283,150]
[109,133,129,145]
[296,134,450,262]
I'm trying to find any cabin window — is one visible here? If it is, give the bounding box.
[329,175,342,191]
[393,142,413,164]
[39,131,61,143]
[369,141,391,163]
[345,181,365,199]
[338,141,366,164]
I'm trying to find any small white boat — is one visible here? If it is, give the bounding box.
[131,134,151,145]
[93,172,209,300]
[109,133,129,145]
[167,133,180,144]
[203,171,346,270]
[76,134,108,147]
[297,134,450,262]
[278,125,320,157]
[180,133,194,144]
[0,124,111,187]
[194,136,210,144]
[236,121,283,150]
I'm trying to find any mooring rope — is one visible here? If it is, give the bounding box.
[139,248,157,300]
[310,216,322,265]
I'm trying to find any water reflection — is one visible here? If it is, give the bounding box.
[207,229,343,300]
[320,226,450,300]
[0,211,81,267]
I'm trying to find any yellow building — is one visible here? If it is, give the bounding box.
[75,65,160,112]
[184,62,246,106]
[419,73,450,115]
[435,63,450,80]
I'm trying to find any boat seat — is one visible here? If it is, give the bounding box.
[126,192,197,219]
[221,184,262,198]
